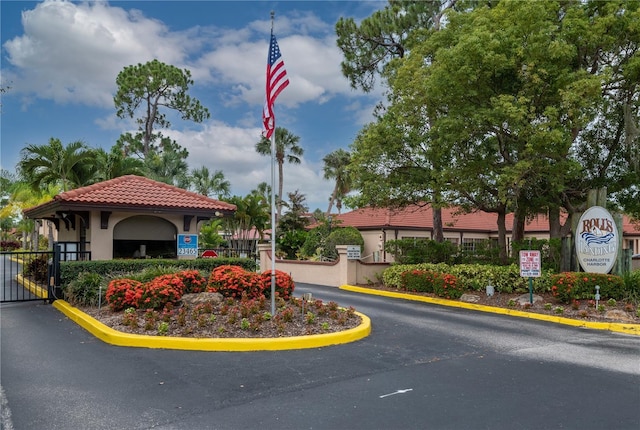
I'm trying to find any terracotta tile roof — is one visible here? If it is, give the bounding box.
[24,175,236,216]
[333,204,639,235]
[334,205,500,232]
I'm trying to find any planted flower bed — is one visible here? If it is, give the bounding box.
[71,265,360,338]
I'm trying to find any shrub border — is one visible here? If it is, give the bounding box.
[340,285,640,336]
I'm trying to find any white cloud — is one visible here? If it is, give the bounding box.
[3,1,354,111]
[1,0,380,211]
[166,123,333,211]
[3,0,195,107]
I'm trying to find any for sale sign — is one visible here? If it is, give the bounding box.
[519,250,541,277]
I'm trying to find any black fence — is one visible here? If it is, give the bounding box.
[199,248,257,260]
[1,251,52,303]
[0,244,91,303]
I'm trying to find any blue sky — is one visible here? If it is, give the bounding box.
[1,0,385,212]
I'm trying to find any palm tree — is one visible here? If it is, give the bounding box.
[93,146,145,181]
[144,149,189,186]
[0,179,59,250]
[223,194,270,252]
[189,166,231,199]
[255,127,304,220]
[323,149,352,215]
[251,182,272,206]
[18,138,96,191]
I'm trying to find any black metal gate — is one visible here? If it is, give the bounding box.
[1,250,54,303]
[0,243,83,303]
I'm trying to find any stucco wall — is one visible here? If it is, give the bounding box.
[258,244,390,287]
[85,211,190,260]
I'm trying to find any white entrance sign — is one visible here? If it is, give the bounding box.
[346,245,361,260]
[519,250,541,277]
[575,206,618,274]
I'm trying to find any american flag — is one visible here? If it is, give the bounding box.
[262,33,289,139]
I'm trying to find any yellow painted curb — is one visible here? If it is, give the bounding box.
[16,274,48,299]
[340,285,640,336]
[52,300,371,351]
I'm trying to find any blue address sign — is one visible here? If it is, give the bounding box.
[177,234,198,256]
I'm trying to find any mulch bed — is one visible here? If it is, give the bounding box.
[358,284,640,324]
[78,298,362,338]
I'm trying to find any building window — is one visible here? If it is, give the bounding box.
[401,236,429,242]
[462,238,486,252]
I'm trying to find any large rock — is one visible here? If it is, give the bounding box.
[516,294,543,306]
[460,294,481,303]
[604,309,635,323]
[181,292,223,307]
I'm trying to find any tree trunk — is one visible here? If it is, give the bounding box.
[33,222,39,251]
[326,186,337,216]
[548,206,562,239]
[497,208,508,264]
[48,221,54,251]
[432,190,444,242]
[432,207,444,243]
[511,206,525,243]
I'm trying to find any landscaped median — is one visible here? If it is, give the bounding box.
[52,299,371,352]
[340,285,640,336]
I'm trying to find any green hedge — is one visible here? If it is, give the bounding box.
[383,263,553,294]
[623,270,640,300]
[60,258,256,286]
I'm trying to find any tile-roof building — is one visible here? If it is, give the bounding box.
[23,175,236,260]
[331,205,640,263]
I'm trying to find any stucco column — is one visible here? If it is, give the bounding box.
[257,243,271,273]
[336,245,357,286]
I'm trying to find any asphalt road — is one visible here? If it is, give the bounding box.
[1,283,639,430]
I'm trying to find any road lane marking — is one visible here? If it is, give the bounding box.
[379,388,413,398]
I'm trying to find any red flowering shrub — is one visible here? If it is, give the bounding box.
[140,274,186,310]
[207,265,265,299]
[550,272,578,303]
[260,270,295,300]
[176,270,207,293]
[430,272,463,300]
[551,272,625,303]
[400,270,434,293]
[399,269,462,299]
[106,279,144,311]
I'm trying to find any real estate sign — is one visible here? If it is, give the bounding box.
[575,206,618,274]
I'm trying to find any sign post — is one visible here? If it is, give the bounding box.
[519,250,541,304]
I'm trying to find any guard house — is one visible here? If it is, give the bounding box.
[23,175,236,260]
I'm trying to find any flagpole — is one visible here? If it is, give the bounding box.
[269,10,277,316]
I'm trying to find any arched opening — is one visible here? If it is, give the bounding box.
[113,215,177,259]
